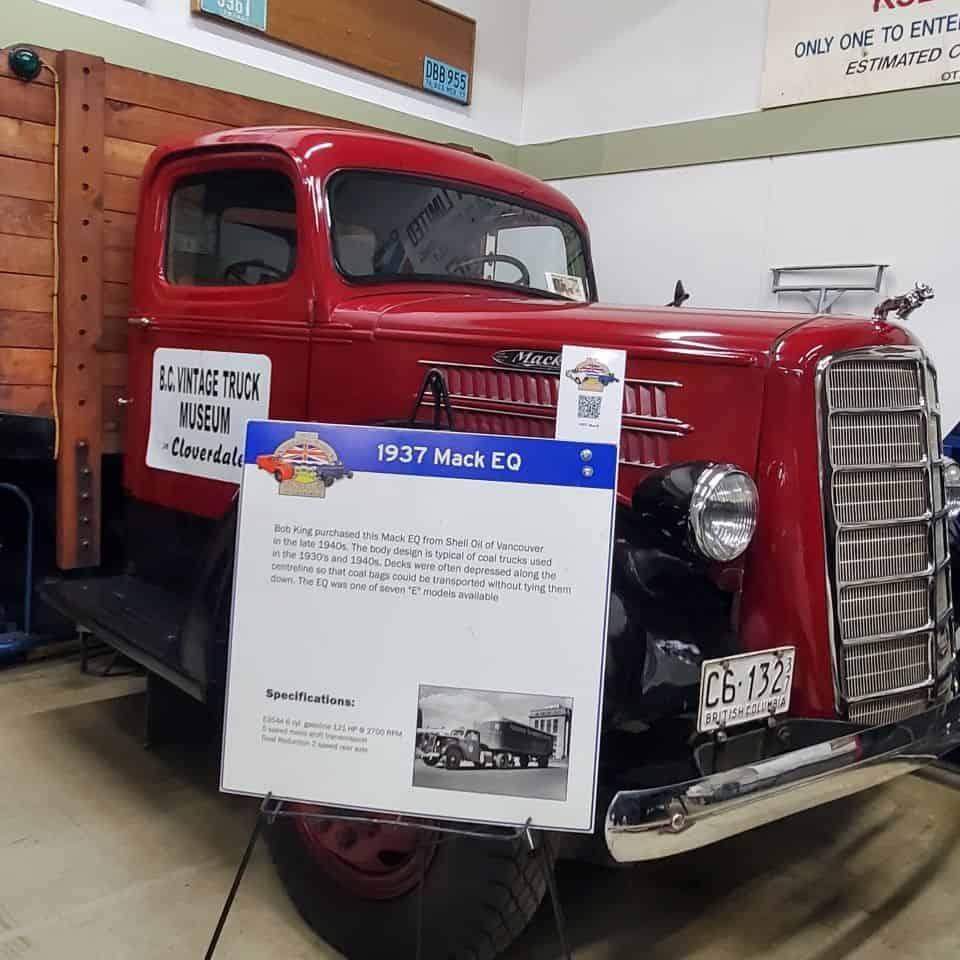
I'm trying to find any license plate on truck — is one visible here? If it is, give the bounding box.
[697,647,795,733]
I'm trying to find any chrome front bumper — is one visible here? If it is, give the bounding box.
[605,695,960,863]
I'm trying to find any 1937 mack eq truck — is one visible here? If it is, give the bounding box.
[2,54,960,960]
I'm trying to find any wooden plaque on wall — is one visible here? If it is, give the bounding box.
[192,0,476,104]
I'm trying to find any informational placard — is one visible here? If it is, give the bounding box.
[146,348,271,483]
[762,0,960,108]
[197,0,268,32]
[221,422,617,832]
[556,346,627,447]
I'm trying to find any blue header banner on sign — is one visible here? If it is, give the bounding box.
[422,56,470,104]
[199,0,268,32]
[244,422,617,491]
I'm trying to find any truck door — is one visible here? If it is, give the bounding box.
[124,151,315,520]
[463,730,482,764]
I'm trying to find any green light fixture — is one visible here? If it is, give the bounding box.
[8,47,43,83]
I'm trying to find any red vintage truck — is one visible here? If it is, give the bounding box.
[2,76,960,959]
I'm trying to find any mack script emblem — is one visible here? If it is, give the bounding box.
[492,349,562,372]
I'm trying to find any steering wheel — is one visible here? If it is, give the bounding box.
[222,259,287,285]
[447,254,531,287]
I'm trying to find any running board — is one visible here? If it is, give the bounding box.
[40,575,205,702]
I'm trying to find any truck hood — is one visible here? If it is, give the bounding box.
[335,291,820,367]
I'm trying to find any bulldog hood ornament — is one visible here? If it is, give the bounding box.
[874,282,935,322]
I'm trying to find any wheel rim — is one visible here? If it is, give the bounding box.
[290,805,436,901]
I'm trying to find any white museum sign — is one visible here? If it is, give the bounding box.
[146,348,271,483]
[762,0,960,107]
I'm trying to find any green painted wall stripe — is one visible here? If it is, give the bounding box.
[7,0,960,184]
[519,83,960,181]
[3,0,518,165]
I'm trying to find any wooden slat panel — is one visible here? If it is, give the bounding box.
[0,346,52,385]
[0,384,52,417]
[104,174,139,214]
[0,233,53,276]
[0,117,55,163]
[101,351,127,387]
[0,76,56,124]
[97,315,128,353]
[105,100,228,146]
[104,137,154,178]
[56,50,105,569]
[0,196,53,239]
[0,46,57,85]
[192,0,475,100]
[104,210,136,249]
[105,63,363,130]
[0,157,54,202]
[0,274,53,312]
[104,246,133,285]
[104,281,130,318]
[0,311,53,349]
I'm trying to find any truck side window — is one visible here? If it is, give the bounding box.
[166,169,297,286]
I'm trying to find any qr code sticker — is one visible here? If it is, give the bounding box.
[578,394,602,420]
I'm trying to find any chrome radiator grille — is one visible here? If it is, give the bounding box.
[821,350,954,725]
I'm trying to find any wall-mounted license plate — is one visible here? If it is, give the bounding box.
[198,0,268,32]
[423,56,470,104]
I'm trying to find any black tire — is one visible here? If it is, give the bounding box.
[537,756,549,769]
[496,753,511,769]
[273,469,283,482]
[266,820,547,960]
[422,756,439,767]
[444,747,463,770]
[519,755,530,769]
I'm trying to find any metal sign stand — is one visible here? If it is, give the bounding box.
[205,793,574,960]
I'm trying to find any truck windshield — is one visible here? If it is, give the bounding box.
[329,172,591,300]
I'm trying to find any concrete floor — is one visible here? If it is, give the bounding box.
[2,656,960,960]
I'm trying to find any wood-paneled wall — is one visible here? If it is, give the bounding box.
[0,46,57,421]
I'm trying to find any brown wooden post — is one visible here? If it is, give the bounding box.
[55,51,106,570]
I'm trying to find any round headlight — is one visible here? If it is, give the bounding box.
[689,465,758,562]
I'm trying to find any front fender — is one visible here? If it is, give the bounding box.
[603,517,737,732]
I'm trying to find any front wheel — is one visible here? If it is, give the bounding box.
[267,811,546,960]
[444,747,463,770]
[422,756,439,767]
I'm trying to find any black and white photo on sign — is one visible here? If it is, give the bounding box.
[413,685,573,802]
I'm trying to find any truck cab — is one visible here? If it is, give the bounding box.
[22,126,960,960]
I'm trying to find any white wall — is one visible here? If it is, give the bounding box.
[35,0,530,143]
[522,0,770,143]
[556,137,960,431]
